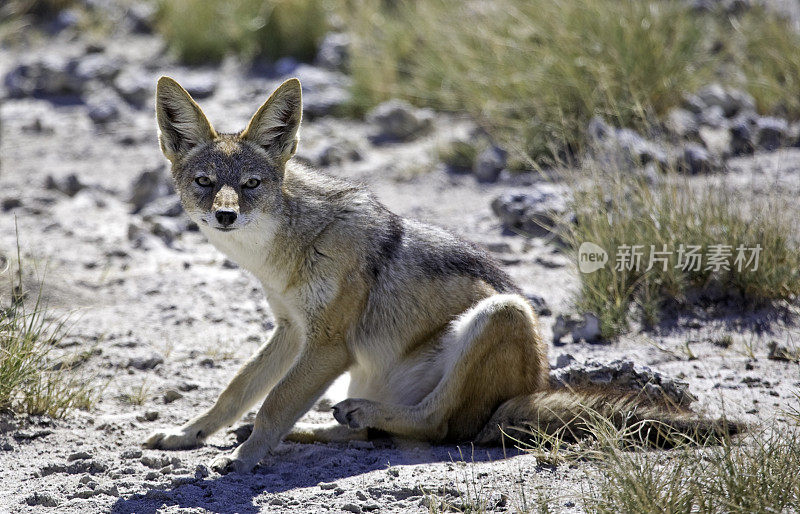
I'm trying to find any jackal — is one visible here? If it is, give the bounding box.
[144,77,741,473]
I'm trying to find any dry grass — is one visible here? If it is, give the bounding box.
[0,237,96,418]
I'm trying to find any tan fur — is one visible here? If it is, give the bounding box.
[144,77,741,474]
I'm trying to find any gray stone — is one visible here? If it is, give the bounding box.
[473,146,506,182]
[586,117,668,169]
[525,293,551,317]
[755,116,790,151]
[67,451,91,461]
[367,99,434,141]
[571,313,602,343]
[45,173,86,197]
[665,108,699,139]
[86,89,122,124]
[549,358,696,406]
[491,186,570,237]
[72,54,122,84]
[699,105,727,128]
[128,167,173,213]
[26,492,59,507]
[679,143,718,174]
[316,32,350,71]
[293,65,352,118]
[163,389,183,403]
[554,353,576,369]
[696,83,754,118]
[139,195,183,218]
[730,116,756,155]
[127,353,164,370]
[181,74,217,99]
[682,93,706,115]
[699,126,732,158]
[114,69,152,107]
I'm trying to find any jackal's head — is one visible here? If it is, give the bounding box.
[155,76,301,233]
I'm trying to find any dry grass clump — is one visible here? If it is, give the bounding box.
[0,240,95,418]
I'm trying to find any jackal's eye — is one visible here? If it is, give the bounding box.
[243,178,261,189]
[195,176,213,187]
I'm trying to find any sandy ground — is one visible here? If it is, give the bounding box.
[1,28,800,514]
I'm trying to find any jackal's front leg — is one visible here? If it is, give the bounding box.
[210,341,351,474]
[143,322,300,450]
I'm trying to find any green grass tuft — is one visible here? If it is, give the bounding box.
[0,236,96,418]
[565,171,800,338]
[156,0,329,64]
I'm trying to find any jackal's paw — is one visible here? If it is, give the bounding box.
[210,455,253,474]
[332,398,377,429]
[143,427,203,450]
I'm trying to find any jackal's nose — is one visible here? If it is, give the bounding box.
[215,209,237,227]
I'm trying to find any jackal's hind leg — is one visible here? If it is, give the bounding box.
[333,294,547,441]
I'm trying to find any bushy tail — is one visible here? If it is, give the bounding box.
[474,388,745,448]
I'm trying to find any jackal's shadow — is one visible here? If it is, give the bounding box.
[110,440,525,514]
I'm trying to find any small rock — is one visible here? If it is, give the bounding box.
[473,146,506,183]
[550,358,696,406]
[755,117,790,151]
[114,69,152,107]
[194,464,209,479]
[127,353,164,370]
[139,195,183,218]
[730,115,756,155]
[128,167,173,213]
[67,451,91,462]
[319,481,338,490]
[178,382,199,392]
[141,455,171,469]
[315,32,350,71]
[367,99,434,141]
[490,186,570,238]
[554,353,576,369]
[679,143,718,174]
[696,83,754,118]
[163,390,183,404]
[85,89,122,124]
[2,198,22,211]
[121,449,142,459]
[665,108,699,140]
[45,173,86,197]
[342,503,362,514]
[525,293,552,317]
[682,93,706,115]
[26,492,59,507]
[143,410,159,421]
[72,54,121,84]
[699,126,732,158]
[181,73,217,99]
[699,105,727,128]
[571,313,602,343]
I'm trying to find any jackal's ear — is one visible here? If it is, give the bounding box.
[240,78,302,163]
[155,76,217,162]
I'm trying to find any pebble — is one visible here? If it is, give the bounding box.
[163,389,183,403]
[367,99,434,141]
[127,353,164,370]
[755,116,790,151]
[45,173,86,197]
[25,492,59,507]
[67,451,91,461]
[473,146,506,183]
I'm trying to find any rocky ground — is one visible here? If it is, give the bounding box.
[1,6,800,513]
